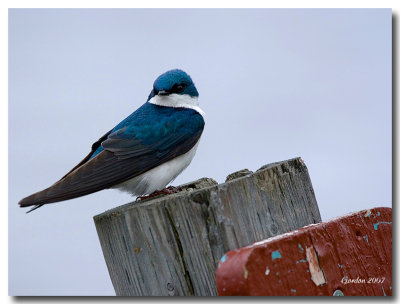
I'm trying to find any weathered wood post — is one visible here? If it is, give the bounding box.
[216,207,392,296]
[94,157,321,296]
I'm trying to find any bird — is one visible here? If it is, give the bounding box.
[19,69,205,213]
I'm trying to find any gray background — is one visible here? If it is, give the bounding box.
[9,9,391,296]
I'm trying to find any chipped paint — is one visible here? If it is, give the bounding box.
[290,289,296,293]
[244,267,248,279]
[216,208,391,296]
[251,230,299,247]
[296,259,307,264]
[221,254,227,263]
[306,246,326,286]
[271,250,282,260]
[333,289,344,296]
[302,223,320,229]
[373,221,392,230]
[377,211,381,216]
[364,209,371,217]
[382,286,386,296]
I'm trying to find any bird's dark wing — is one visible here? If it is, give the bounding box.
[19,105,204,210]
[60,129,113,179]
[22,129,113,213]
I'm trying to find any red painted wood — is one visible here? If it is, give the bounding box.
[216,207,392,296]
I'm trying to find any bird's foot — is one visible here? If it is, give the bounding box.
[161,185,183,194]
[137,186,183,201]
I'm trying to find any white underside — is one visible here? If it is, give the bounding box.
[112,93,204,196]
[111,139,200,196]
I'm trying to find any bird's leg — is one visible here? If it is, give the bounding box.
[137,186,183,201]
[162,185,183,194]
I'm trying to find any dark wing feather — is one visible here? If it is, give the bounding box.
[60,129,113,179]
[19,107,204,209]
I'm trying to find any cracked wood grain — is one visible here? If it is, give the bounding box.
[94,157,321,296]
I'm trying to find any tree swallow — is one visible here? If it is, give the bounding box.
[19,69,205,212]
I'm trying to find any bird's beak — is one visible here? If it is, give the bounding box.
[158,90,169,96]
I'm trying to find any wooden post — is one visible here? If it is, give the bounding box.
[94,157,321,296]
[216,207,392,296]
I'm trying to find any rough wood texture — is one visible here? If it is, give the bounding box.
[94,157,321,296]
[216,207,392,296]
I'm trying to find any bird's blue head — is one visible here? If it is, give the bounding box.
[147,69,199,101]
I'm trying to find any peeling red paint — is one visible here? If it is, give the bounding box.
[216,207,392,296]
[306,246,326,286]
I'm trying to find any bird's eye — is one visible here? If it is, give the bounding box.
[175,84,184,93]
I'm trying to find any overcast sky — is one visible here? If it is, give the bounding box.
[9,8,391,295]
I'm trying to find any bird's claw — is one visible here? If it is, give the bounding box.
[137,186,183,201]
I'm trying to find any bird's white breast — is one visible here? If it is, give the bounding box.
[111,139,201,196]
